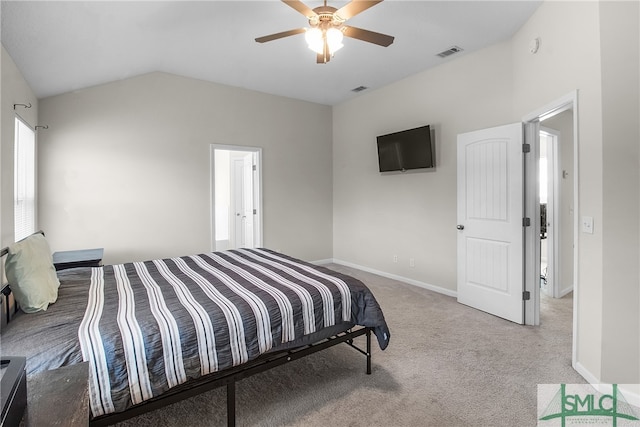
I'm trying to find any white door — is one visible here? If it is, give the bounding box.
[457,123,525,324]
[212,145,263,252]
[241,154,255,248]
[231,152,257,249]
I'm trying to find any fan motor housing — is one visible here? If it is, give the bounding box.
[309,6,344,27]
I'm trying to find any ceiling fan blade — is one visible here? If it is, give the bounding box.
[282,0,317,18]
[335,0,383,21]
[255,28,306,43]
[343,25,394,47]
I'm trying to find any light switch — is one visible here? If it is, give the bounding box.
[581,216,594,234]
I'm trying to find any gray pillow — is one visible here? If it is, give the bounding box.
[5,233,60,313]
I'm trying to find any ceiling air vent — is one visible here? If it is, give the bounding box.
[436,46,463,58]
[351,86,368,93]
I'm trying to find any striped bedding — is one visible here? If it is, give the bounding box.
[70,248,389,417]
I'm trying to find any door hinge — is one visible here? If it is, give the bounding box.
[523,291,530,301]
[523,217,531,227]
[253,209,257,215]
[252,164,256,171]
[522,143,531,153]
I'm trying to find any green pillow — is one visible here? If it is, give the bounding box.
[5,233,60,313]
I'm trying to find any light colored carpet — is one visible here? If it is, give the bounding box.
[116,264,583,427]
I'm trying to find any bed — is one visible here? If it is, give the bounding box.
[0,233,390,426]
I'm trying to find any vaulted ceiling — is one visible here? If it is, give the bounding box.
[1,1,542,105]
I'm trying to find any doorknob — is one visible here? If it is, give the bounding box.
[457,225,465,230]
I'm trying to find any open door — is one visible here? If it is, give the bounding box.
[231,153,256,248]
[457,123,525,324]
[211,145,262,252]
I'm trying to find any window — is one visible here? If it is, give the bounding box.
[14,116,36,241]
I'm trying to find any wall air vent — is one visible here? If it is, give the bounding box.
[351,86,368,93]
[436,46,463,58]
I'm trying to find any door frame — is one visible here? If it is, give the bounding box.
[522,91,579,367]
[210,144,263,252]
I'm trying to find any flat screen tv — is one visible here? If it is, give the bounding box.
[376,125,434,172]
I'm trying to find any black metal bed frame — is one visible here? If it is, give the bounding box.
[91,326,372,427]
[1,232,375,427]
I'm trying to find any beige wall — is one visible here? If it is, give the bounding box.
[1,46,38,249]
[512,0,606,382]
[333,0,639,391]
[599,0,639,386]
[333,41,514,293]
[514,0,639,392]
[38,72,333,264]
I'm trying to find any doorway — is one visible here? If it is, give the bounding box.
[523,91,578,367]
[539,119,574,300]
[210,145,262,251]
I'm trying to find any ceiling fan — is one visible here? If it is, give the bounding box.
[255,0,394,64]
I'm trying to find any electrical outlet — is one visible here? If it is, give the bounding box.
[393,255,398,263]
[409,258,415,267]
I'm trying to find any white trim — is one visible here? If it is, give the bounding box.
[311,259,334,266]
[523,91,577,123]
[574,362,640,408]
[524,120,541,326]
[574,361,600,386]
[558,287,573,298]
[319,258,457,298]
[523,90,579,370]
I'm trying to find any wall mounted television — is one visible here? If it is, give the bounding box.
[376,125,434,172]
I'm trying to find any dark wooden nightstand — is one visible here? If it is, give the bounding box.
[52,248,104,271]
[20,362,89,426]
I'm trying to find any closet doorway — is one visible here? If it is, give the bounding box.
[210,145,263,251]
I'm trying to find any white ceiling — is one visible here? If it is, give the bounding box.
[1,0,542,106]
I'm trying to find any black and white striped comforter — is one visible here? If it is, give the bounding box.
[75,248,390,417]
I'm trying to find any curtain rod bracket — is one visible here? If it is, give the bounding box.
[13,103,32,110]
[35,125,49,130]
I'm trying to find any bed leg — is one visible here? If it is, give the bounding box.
[227,381,236,427]
[366,328,372,375]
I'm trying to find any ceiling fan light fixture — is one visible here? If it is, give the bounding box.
[256,0,394,63]
[305,27,324,54]
[326,27,344,54]
[305,27,343,56]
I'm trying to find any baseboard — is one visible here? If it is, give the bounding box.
[574,361,640,408]
[325,258,457,298]
[559,286,573,297]
[312,259,334,266]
